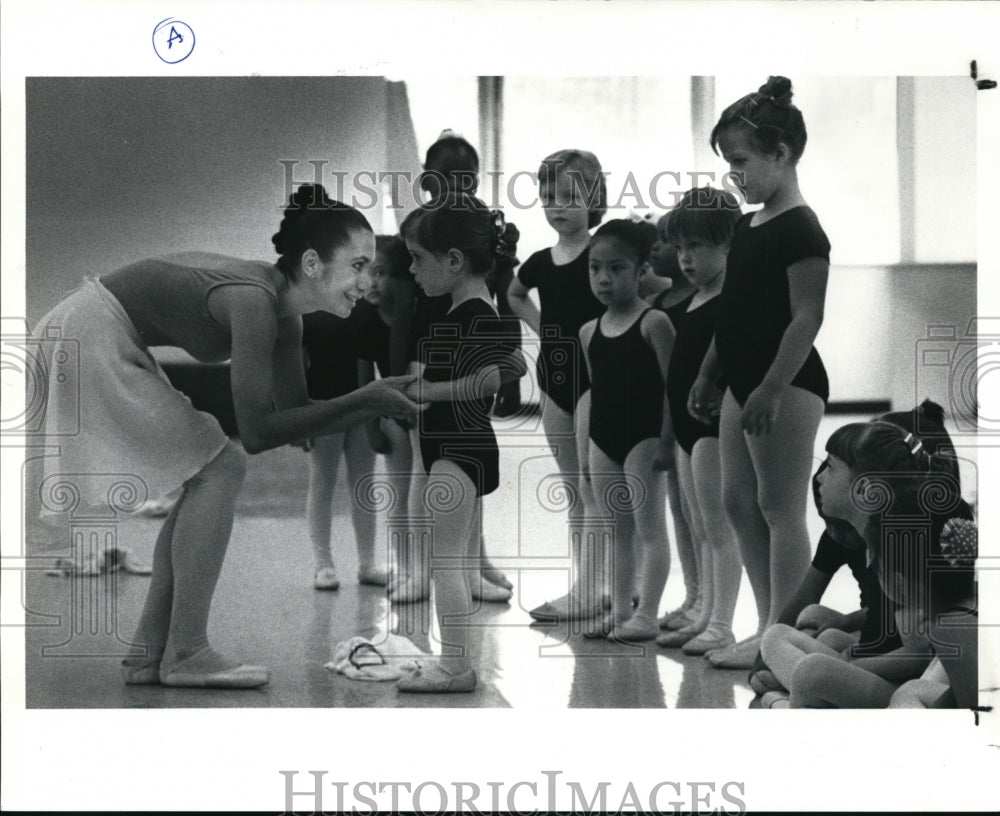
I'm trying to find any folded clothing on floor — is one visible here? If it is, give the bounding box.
[45,544,151,577]
[326,634,430,681]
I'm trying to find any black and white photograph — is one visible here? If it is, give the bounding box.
[2,1,997,813]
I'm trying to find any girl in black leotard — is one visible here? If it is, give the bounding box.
[507,149,609,623]
[690,77,832,670]
[793,421,977,709]
[397,193,523,693]
[578,220,676,642]
[654,188,745,658]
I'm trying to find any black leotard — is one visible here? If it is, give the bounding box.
[587,308,664,465]
[301,308,365,400]
[517,247,604,414]
[715,207,830,406]
[353,300,391,378]
[665,295,722,456]
[417,297,518,497]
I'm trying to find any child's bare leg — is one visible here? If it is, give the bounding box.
[344,422,385,586]
[660,457,700,628]
[760,623,842,691]
[426,462,478,676]
[535,394,597,617]
[657,449,709,647]
[683,437,741,654]
[745,386,823,626]
[391,428,430,603]
[708,390,769,668]
[381,418,413,591]
[612,439,668,641]
[789,652,899,708]
[307,433,345,589]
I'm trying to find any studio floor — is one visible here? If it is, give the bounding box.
[23,413,897,709]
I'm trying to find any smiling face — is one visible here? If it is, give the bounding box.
[588,237,644,306]
[405,239,453,297]
[310,228,374,318]
[717,126,787,207]
[672,236,728,289]
[540,171,592,236]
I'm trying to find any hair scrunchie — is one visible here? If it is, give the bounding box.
[491,210,519,259]
[940,517,977,567]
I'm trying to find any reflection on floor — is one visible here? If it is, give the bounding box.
[25,414,888,709]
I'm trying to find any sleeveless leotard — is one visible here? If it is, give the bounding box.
[587,308,664,465]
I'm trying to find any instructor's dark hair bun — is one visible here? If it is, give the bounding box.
[272,183,372,279]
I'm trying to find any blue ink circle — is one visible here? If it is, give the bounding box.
[152,18,195,64]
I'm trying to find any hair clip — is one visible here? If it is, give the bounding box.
[940,517,977,567]
[739,115,759,130]
[903,432,924,455]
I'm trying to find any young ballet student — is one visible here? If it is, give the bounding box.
[751,399,953,697]
[31,183,421,689]
[507,149,608,622]
[768,419,977,708]
[577,218,675,641]
[389,132,516,605]
[300,233,416,592]
[646,212,700,632]
[397,193,523,692]
[689,76,831,669]
[654,187,744,656]
[301,287,386,591]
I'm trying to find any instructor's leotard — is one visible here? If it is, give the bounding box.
[587,308,664,465]
[417,297,519,497]
[517,247,604,414]
[715,207,830,406]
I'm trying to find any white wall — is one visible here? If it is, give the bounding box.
[26,77,391,324]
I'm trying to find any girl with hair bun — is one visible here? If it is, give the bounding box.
[689,77,833,669]
[397,193,524,692]
[31,182,422,690]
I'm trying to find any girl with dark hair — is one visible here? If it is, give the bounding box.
[760,413,975,708]
[577,218,676,641]
[32,183,421,689]
[654,188,744,656]
[397,193,523,692]
[389,131,518,604]
[689,77,832,669]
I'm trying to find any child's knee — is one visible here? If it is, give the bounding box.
[790,651,834,693]
[722,483,757,527]
[760,623,794,662]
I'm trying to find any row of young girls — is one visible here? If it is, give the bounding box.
[31,73,977,701]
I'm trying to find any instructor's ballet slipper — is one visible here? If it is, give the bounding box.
[160,648,269,689]
[121,657,161,685]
